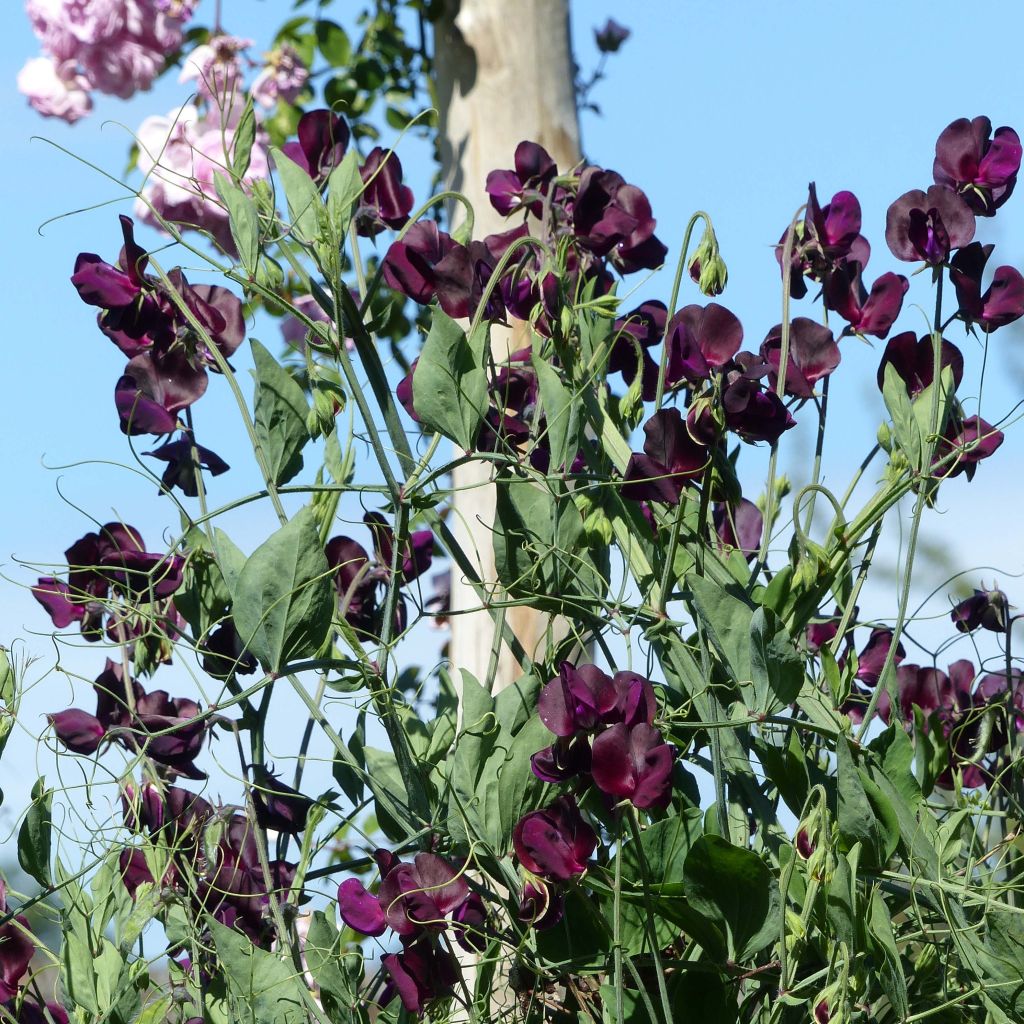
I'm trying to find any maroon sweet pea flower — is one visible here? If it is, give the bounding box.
[530,735,592,783]
[824,264,908,339]
[721,374,796,444]
[356,147,414,236]
[573,166,667,273]
[382,221,459,306]
[486,140,558,217]
[48,709,105,754]
[381,940,458,1016]
[537,662,617,737]
[377,853,470,936]
[595,18,630,52]
[933,116,1022,215]
[338,878,387,936]
[250,765,313,835]
[518,879,564,930]
[146,434,230,497]
[0,886,34,1003]
[452,892,488,953]
[116,349,209,435]
[363,512,433,584]
[590,722,675,809]
[607,299,667,399]
[776,184,870,299]
[663,302,744,385]
[71,251,141,308]
[713,498,763,560]
[431,225,527,321]
[513,795,597,881]
[935,415,1004,480]
[200,619,258,679]
[951,588,1008,633]
[281,109,350,182]
[622,408,708,505]
[326,535,376,634]
[806,610,841,654]
[885,185,976,265]
[761,319,840,399]
[949,243,1024,333]
[876,332,964,398]
[856,628,906,687]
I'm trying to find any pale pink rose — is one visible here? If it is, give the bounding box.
[251,44,309,109]
[79,35,163,98]
[134,104,269,253]
[17,56,93,123]
[179,35,252,107]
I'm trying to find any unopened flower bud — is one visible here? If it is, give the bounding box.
[689,225,729,297]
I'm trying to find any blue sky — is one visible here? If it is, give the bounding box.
[2,0,1023,833]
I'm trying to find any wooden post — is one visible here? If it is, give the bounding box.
[433,0,581,694]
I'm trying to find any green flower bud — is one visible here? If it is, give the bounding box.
[689,223,729,297]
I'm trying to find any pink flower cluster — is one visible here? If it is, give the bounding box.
[18,0,199,123]
[133,99,270,253]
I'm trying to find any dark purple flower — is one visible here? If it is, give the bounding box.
[118,847,163,899]
[325,535,375,632]
[381,940,457,1015]
[806,610,841,654]
[776,184,869,298]
[595,18,630,52]
[936,415,1004,480]
[383,221,459,306]
[377,853,470,936]
[0,888,33,1004]
[933,116,1022,215]
[518,879,564,930]
[949,243,1024,333]
[48,709,105,754]
[363,512,433,584]
[607,300,667,398]
[885,185,976,265]
[513,795,597,881]
[713,498,763,560]
[951,588,1008,633]
[824,265,908,339]
[663,302,744,385]
[251,765,313,835]
[530,735,592,783]
[356,147,414,236]
[71,252,141,308]
[145,434,230,497]
[876,332,964,398]
[856,628,905,687]
[115,348,209,436]
[337,878,387,936]
[760,319,840,399]
[452,892,488,952]
[721,375,795,444]
[538,662,617,737]
[281,109,350,181]
[486,141,558,216]
[200,619,258,679]
[431,225,527,321]
[32,577,85,629]
[590,722,675,809]
[573,166,667,273]
[622,408,708,505]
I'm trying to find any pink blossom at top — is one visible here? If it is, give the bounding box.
[134,104,269,252]
[21,0,198,120]
[17,56,93,122]
[250,44,309,109]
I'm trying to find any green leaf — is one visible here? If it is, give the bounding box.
[0,647,18,765]
[866,887,909,1019]
[232,505,334,673]
[687,575,753,685]
[209,918,309,1024]
[251,338,310,485]
[749,606,804,712]
[531,353,578,471]
[620,811,704,894]
[271,146,324,245]
[326,149,363,237]
[304,911,367,1023]
[882,362,922,470]
[495,715,552,851]
[683,834,779,963]
[231,96,257,178]
[600,970,736,1024]
[316,19,352,66]
[215,172,260,276]
[18,778,51,887]
[411,311,488,448]
[835,738,898,868]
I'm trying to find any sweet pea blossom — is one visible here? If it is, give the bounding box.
[281,109,350,182]
[951,587,1008,633]
[591,722,675,809]
[622,408,708,505]
[356,147,415,236]
[760,319,840,399]
[933,116,1022,215]
[824,264,908,339]
[663,302,744,386]
[513,796,597,881]
[948,243,1024,333]
[713,498,763,560]
[876,332,964,398]
[885,185,975,265]
[486,140,558,216]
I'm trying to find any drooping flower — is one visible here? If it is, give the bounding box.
[145,434,230,496]
[933,116,1022,215]
[337,878,387,936]
[518,879,564,930]
[250,765,314,835]
[381,940,458,1015]
[486,140,558,217]
[760,319,840,399]
[885,185,975,265]
[951,587,1009,633]
[607,299,667,400]
[383,221,459,306]
[824,264,908,339]
[363,512,434,584]
[948,243,1024,333]
[590,722,675,809]
[721,372,795,444]
[622,408,708,505]
[595,18,631,52]
[281,109,350,182]
[876,332,964,398]
[47,709,106,754]
[356,148,415,236]
[663,302,744,385]
[713,498,763,560]
[199,619,258,679]
[935,415,1003,480]
[513,796,597,881]
[0,885,34,1003]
